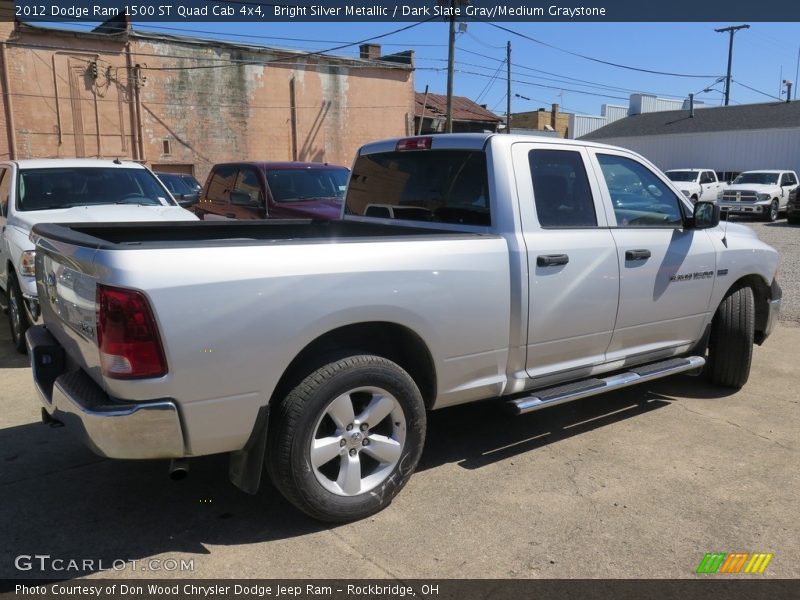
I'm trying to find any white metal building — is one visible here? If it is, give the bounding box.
[580,101,800,176]
[568,94,705,139]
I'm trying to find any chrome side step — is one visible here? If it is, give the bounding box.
[508,356,706,415]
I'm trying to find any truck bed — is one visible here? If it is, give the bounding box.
[31,219,488,249]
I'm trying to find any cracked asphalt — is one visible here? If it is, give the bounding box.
[1,223,798,579]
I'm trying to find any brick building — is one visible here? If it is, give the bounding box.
[0,19,416,181]
[510,104,571,138]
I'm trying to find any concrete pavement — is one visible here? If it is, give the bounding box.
[1,322,797,579]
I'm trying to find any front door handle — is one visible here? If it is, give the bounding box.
[625,249,651,261]
[537,254,569,267]
[225,213,236,219]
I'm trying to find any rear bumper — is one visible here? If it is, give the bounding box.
[26,325,185,459]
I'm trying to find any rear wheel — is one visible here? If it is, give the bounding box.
[706,286,754,388]
[267,354,426,522]
[7,273,30,354]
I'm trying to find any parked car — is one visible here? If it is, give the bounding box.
[787,187,800,225]
[194,161,349,220]
[155,172,200,209]
[27,134,781,522]
[718,170,799,221]
[664,169,722,203]
[0,159,198,353]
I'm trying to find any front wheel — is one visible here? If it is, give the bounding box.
[267,355,426,522]
[706,286,754,388]
[765,199,779,222]
[7,273,30,354]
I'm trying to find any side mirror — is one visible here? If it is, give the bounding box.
[230,191,257,206]
[692,200,720,229]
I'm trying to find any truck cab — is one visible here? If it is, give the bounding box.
[194,161,349,221]
[664,169,721,203]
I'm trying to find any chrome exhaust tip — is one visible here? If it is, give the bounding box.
[169,458,189,481]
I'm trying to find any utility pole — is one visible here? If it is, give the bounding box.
[506,41,511,134]
[715,24,749,106]
[445,0,456,133]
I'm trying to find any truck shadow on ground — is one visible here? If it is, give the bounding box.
[0,365,731,579]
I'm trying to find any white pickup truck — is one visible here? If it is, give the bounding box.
[719,170,800,221]
[26,135,781,522]
[0,159,197,353]
[664,169,722,203]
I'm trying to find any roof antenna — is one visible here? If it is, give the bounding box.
[113,157,122,165]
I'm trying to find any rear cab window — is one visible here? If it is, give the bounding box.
[345,150,491,227]
[529,149,597,228]
[205,165,237,206]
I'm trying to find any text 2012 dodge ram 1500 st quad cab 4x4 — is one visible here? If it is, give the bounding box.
[26,134,781,522]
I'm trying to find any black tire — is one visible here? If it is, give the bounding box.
[690,195,698,204]
[7,273,30,354]
[267,354,426,522]
[765,199,779,222]
[788,216,800,225]
[706,286,754,388]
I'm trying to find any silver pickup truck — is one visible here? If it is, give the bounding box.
[26,134,781,522]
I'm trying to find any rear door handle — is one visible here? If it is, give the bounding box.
[625,249,651,261]
[537,254,569,267]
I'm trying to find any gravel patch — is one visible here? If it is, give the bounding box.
[726,217,800,323]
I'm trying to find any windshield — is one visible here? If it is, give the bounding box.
[265,168,349,202]
[180,174,202,191]
[732,172,779,185]
[666,171,698,182]
[158,173,193,195]
[17,167,173,211]
[345,150,490,226]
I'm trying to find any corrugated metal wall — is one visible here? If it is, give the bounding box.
[569,114,609,139]
[591,128,800,175]
[602,104,628,121]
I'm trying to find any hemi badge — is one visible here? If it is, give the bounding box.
[717,269,729,276]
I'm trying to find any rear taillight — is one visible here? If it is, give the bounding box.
[96,285,167,379]
[396,136,432,151]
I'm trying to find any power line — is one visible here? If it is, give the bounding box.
[457,47,690,99]
[485,22,723,79]
[732,79,781,100]
[475,58,505,104]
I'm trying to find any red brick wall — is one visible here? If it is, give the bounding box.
[0,25,415,181]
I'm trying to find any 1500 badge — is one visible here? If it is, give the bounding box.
[670,271,714,282]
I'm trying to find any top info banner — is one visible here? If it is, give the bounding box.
[9,0,800,22]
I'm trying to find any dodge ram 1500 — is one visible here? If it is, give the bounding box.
[26,134,781,521]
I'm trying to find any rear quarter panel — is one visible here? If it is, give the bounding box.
[41,235,512,456]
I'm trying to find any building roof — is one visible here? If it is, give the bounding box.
[581,101,800,140]
[415,93,502,124]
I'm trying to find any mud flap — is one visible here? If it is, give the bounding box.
[228,404,270,495]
